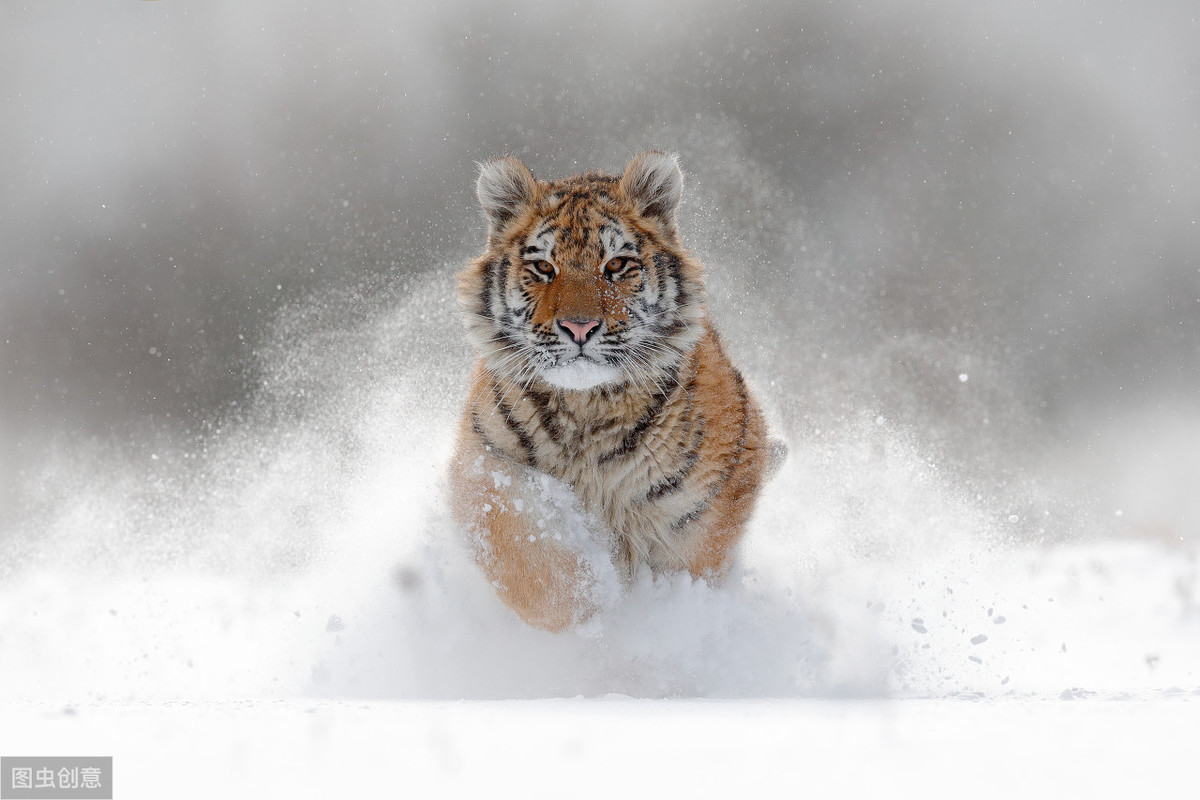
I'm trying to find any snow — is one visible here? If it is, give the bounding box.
[1,277,1197,796]
[2,2,1198,795]
[3,698,1196,798]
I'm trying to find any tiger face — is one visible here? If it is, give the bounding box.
[460,152,706,393]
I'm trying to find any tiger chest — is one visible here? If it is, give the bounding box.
[544,394,707,569]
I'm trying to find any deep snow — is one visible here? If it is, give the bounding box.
[2,276,1196,707]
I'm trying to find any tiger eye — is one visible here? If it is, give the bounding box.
[528,260,555,276]
[605,257,629,274]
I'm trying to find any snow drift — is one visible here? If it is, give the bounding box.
[2,271,1196,704]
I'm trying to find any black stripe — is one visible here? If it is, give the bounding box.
[671,501,710,531]
[644,452,696,502]
[645,471,685,503]
[589,415,627,436]
[655,249,668,303]
[598,383,626,403]
[490,381,538,466]
[655,252,687,309]
[493,326,520,353]
[480,259,495,320]
[481,257,506,320]
[711,330,731,362]
[525,387,565,444]
[644,421,705,503]
[470,412,505,456]
[681,367,697,400]
[598,388,671,465]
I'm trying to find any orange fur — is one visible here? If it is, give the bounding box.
[450,152,777,630]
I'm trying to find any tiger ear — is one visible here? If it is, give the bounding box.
[476,157,538,239]
[619,151,684,236]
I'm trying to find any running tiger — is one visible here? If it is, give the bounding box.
[449,151,781,631]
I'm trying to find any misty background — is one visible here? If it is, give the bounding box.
[2,0,1198,549]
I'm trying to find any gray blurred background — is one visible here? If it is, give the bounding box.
[2,0,1197,538]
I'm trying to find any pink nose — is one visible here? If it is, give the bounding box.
[558,318,600,344]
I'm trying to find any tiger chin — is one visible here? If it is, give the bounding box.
[449,151,783,632]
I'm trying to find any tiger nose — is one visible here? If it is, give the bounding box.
[558,318,600,344]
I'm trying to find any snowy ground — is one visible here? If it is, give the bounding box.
[3,696,1197,798]
[2,1,1198,797]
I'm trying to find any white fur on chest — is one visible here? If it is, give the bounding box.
[539,358,623,391]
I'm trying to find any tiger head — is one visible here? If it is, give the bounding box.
[459,152,706,393]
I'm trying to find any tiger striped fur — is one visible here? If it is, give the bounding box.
[449,151,779,631]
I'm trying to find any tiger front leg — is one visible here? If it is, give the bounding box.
[449,446,616,632]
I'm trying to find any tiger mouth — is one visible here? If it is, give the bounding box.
[560,353,607,366]
[540,353,623,391]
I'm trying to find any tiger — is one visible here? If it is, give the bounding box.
[449,151,781,632]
